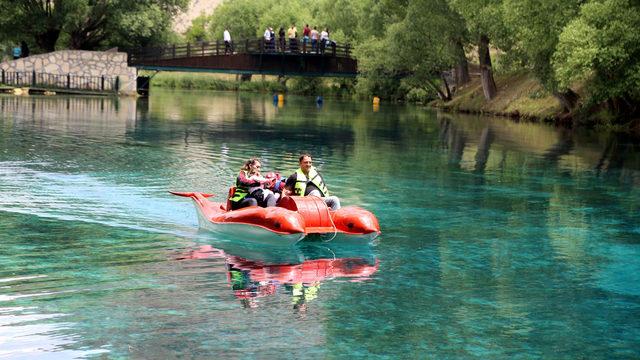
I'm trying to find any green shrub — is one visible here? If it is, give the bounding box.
[405,88,429,103]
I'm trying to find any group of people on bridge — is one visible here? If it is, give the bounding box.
[228,153,341,211]
[223,24,336,55]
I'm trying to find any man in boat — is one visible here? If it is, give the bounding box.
[283,154,341,210]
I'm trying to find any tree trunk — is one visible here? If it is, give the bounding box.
[240,74,252,82]
[441,73,452,100]
[553,88,579,113]
[35,28,61,52]
[426,79,450,101]
[454,40,470,87]
[478,34,497,100]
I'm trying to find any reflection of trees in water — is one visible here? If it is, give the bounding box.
[595,133,640,185]
[542,131,574,164]
[474,127,494,174]
[136,91,355,151]
[439,116,467,168]
[0,95,134,125]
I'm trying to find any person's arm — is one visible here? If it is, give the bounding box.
[237,171,260,187]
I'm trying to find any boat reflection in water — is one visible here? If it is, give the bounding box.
[176,239,379,310]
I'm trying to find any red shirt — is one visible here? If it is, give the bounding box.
[303,27,311,37]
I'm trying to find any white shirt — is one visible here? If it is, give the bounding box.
[320,31,329,41]
[263,29,271,41]
[223,30,231,42]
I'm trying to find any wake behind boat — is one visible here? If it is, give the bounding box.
[171,191,380,246]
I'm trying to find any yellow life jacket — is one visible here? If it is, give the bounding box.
[229,170,250,202]
[293,167,329,196]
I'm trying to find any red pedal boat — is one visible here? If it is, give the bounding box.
[171,191,381,245]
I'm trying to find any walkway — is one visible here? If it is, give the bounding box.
[126,39,357,77]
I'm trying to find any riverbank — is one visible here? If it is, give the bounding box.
[148,72,354,97]
[433,71,640,132]
[433,71,562,122]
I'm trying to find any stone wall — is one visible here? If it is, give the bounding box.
[0,50,137,95]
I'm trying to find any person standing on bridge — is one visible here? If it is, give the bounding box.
[263,27,272,51]
[269,28,275,51]
[302,24,311,53]
[223,27,232,54]
[320,28,329,54]
[278,27,285,52]
[310,27,319,53]
[288,24,297,52]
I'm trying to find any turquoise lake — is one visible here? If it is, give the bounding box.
[1,90,639,359]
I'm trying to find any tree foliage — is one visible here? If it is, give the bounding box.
[206,0,269,40]
[501,0,582,90]
[553,0,640,108]
[0,0,188,52]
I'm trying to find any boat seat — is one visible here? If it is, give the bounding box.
[225,187,235,211]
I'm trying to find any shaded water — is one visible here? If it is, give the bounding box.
[1,90,639,359]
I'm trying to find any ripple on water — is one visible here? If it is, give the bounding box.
[1,92,640,358]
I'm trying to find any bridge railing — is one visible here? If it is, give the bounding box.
[128,38,353,64]
[1,69,119,93]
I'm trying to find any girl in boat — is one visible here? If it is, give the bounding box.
[228,158,277,210]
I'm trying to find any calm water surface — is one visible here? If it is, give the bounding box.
[1,90,639,359]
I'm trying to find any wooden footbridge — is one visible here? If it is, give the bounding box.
[126,39,357,77]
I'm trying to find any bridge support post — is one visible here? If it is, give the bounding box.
[1,69,4,84]
[67,74,71,89]
[216,40,219,55]
[32,70,36,86]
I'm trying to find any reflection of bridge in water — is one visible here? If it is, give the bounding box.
[127,39,357,77]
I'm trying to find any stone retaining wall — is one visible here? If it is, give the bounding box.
[0,50,137,95]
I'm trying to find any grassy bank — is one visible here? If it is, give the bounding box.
[147,72,354,97]
[149,72,285,92]
[434,71,563,122]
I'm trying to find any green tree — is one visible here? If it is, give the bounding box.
[185,14,211,43]
[357,0,467,100]
[0,0,79,51]
[0,0,187,52]
[207,0,269,41]
[501,0,582,111]
[104,0,187,49]
[553,0,640,115]
[256,2,315,39]
[448,0,509,100]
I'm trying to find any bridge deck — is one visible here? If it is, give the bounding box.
[127,39,357,77]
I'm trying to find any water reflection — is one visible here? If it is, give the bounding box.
[437,112,640,176]
[2,91,640,358]
[176,241,378,311]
